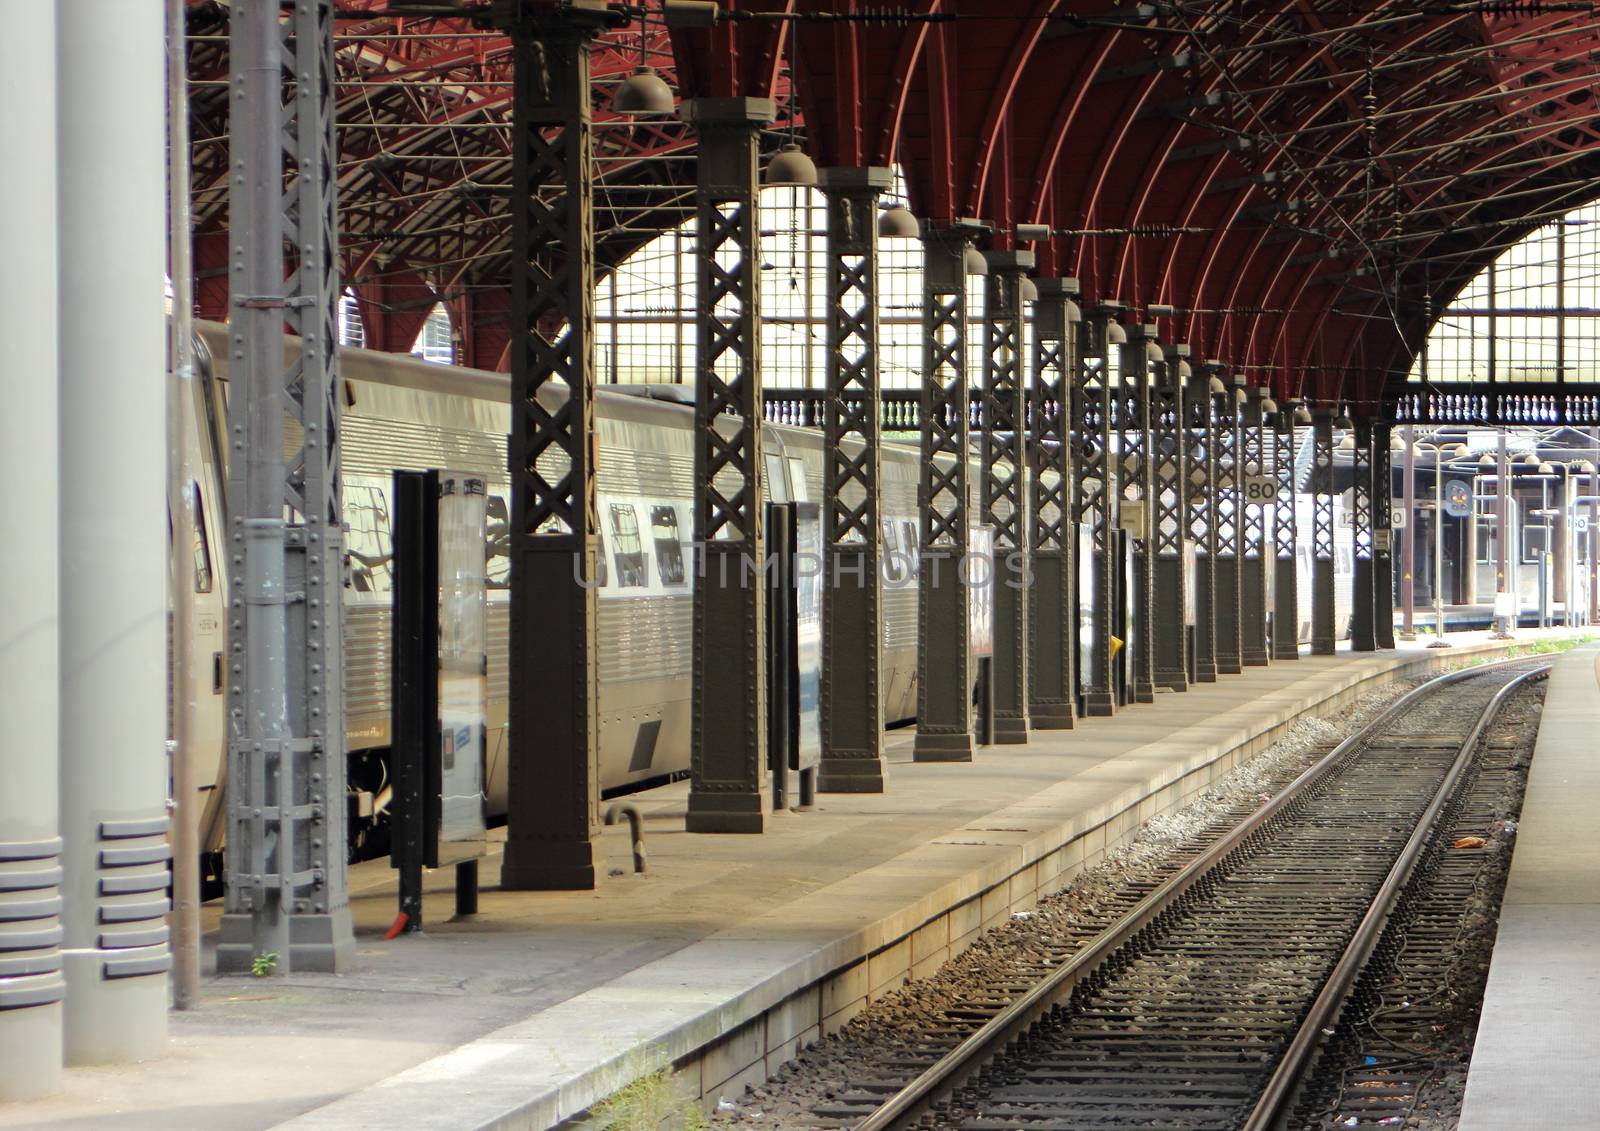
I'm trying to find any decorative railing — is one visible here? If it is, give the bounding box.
[761,388,1067,433]
[1393,384,1600,425]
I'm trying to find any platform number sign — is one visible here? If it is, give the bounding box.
[1243,474,1279,503]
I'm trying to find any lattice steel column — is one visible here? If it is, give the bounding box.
[684,97,776,827]
[817,166,892,792]
[1151,345,1190,691]
[1373,417,1396,648]
[1311,410,1337,654]
[1028,279,1080,729]
[1239,387,1271,666]
[1188,368,1219,682]
[1351,416,1377,651]
[1212,372,1244,674]
[1273,402,1302,660]
[1123,325,1158,703]
[1076,308,1126,716]
[981,251,1034,741]
[500,9,618,887]
[914,223,982,760]
[218,0,354,974]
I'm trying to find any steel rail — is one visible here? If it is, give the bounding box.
[1243,660,1551,1130]
[854,655,1548,1131]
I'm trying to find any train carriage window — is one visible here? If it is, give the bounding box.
[1336,546,1352,576]
[609,503,648,587]
[191,484,214,594]
[346,482,395,592]
[765,454,789,503]
[651,504,686,585]
[787,456,809,502]
[881,518,907,583]
[900,519,920,576]
[485,495,511,589]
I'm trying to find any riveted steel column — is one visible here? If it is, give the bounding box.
[1311,410,1338,654]
[1,0,63,1092]
[1151,345,1190,691]
[914,225,978,760]
[500,11,615,886]
[1076,308,1124,716]
[218,0,354,974]
[1373,417,1396,648]
[1212,373,1243,674]
[1028,280,1080,729]
[56,0,172,1055]
[817,166,891,792]
[981,251,1033,741]
[1272,403,1302,659]
[1239,388,1271,666]
[1188,368,1218,681]
[1123,325,1158,703]
[684,97,776,826]
[1351,417,1377,651]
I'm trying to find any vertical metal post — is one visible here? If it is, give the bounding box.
[57,0,172,1056]
[1028,280,1079,728]
[1351,417,1377,651]
[1311,410,1337,654]
[1373,418,1395,648]
[817,167,892,791]
[914,224,981,759]
[1123,325,1158,702]
[684,97,776,826]
[1150,345,1190,691]
[218,0,354,973]
[1272,404,1301,660]
[1239,387,1271,665]
[1076,308,1125,715]
[1189,368,1219,680]
[1212,374,1243,674]
[1495,431,1511,637]
[1400,425,1416,639]
[0,0,64,1093]
[500,12,615,882]
[981,251,1034,740]
[167,0,203,1013]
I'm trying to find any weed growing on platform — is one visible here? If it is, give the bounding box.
[591,1069,704,1131]
[250,952,278,977]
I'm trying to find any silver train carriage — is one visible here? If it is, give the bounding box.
[178,324,1344,859]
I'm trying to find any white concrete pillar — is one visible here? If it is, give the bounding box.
[0,1,66,1099]
[57,0,172,1063]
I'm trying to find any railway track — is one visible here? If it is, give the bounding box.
[849,659,1549,1131]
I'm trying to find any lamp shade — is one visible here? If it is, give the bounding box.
[1019,276,1039,302]
[963,246,989,276]
[764,144,818,187]
[611,68,676,115]
[878,205,919,239]
[1294,405,1313,425]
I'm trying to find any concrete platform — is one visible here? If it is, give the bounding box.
[1459,644,1600,1131]
[0,631,1577,1131]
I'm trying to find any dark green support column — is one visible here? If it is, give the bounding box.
[1351,416,1377,653]
[1212,369,1243,675]
[1311,409,1338,654]
[683,96,776,831]
[1151,344,1190,691]
[1239,387,1271,666]
[1272,401,1303,660]
[913,222,983,761]
[1124,324,1159,703]
[1189,367,1219,682]
[1027,278,1080,730]
[817,166,892,793]
[980,250,1033,742]
[1075,305,1127,716]
[1373,416,1396,649]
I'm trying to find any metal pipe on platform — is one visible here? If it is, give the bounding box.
[0,0,66,1097]
[57,0,172,1062]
